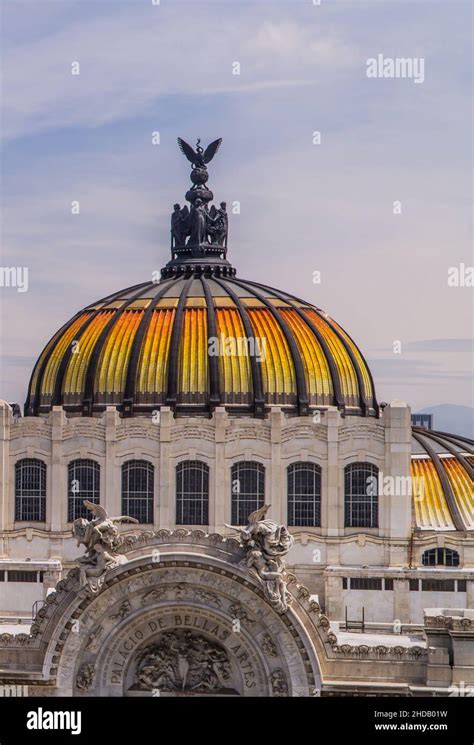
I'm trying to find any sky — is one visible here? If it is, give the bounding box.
[0,0,472,414]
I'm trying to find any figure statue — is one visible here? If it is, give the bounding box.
[170,203,189,248]
[189,198,208,245]
[226,505,294,614]
[208,202,228,248]
[72,500,138,591]
[270,668,289,697]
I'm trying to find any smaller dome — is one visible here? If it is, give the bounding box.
[411,428,474,532]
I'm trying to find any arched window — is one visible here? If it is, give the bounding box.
[287,462,321,527]
[122,460,154,523]
[422,548,460,567]
[68,459,100,522]
[231,461,265,526]
[176,461,209,525]
[344,463,378,528]
[15,458,46,521]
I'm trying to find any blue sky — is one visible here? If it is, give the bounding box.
[0,0,472,412]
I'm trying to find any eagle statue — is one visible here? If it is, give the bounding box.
[177,137,222,168]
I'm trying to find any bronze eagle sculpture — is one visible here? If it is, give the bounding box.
[177,137,222,168]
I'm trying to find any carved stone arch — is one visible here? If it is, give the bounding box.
[36,531,326,697]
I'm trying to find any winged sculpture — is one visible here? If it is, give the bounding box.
[225,504,294,613]
[225,504,271,539]
[177,137,222,168]
[73,500,138,589]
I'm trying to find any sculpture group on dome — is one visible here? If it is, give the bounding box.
[170,137,228,257]
[171,200,228,252]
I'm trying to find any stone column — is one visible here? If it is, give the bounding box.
[51,406,66,531]
[159,407,172,528]
[104,407,119,517]
[383,401,412,550]
[270,408,284,524]
[325,572,343,620]
[325,408,341,537]
[467,580,474,609]
[393,578,410,624]
[213,407,228,531]
[0,402,12,538]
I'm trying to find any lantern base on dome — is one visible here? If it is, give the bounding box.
[161,255,236,279]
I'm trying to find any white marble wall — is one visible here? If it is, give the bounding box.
[0,399,472,620]
[1,401,394,536]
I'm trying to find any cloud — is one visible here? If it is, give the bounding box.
[371,339,474,354]
[368,358,472,381]
[1,6,356,141]
[245,21,356,67]
[1,355,36,368]
[403,339,474,353]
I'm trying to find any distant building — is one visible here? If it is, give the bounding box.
[412,413,433,429]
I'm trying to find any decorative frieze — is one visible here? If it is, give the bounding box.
[339,424,385,443]
[226,427,271,443]
[171,425,215,443]
[10,419,52,440]
[281,425,325,443]
[63,421,105,441]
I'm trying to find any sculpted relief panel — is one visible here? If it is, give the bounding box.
[49,561,316,697]
[118,608,265,696]
[134,630,233,694]
[99,595,289,697]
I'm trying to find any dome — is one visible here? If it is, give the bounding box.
[25,274,377,418]
[411,428,474,532]
[25,137,377,419]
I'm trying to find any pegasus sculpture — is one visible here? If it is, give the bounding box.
[226,505,294,614]
[73,500,138,591]
[177,137,222,169]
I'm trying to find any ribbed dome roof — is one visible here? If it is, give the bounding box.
[411,428,474,532]
[25,274,377,418]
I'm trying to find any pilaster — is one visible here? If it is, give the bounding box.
[325,408,342,537]
[213,407,228,530]
[51,406,67,531]
[159,408,172,528]
[325,572,343,620]
[270,408,284,524]
[393,577,410,623]
[104,407,120,518]
[0,402,12,535]
[383,400,412,545]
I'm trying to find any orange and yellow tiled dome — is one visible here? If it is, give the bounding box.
[25,275,378,418]
[411,428,474,532]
